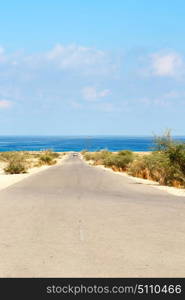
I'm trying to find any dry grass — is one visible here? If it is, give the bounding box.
[82,133,185,189]
[0,150,62,174]
[83,149,135,172]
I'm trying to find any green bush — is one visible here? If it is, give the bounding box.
[98,150,111,159]
[38,150,58,165]
[154,131,185,174]
[81,149,88,155]
[1,152,28,174]
[5,159,27,174]
[1,150,60,173]
[0,152,23,162]
[118,150,133,156]
[153,131,185,186]
[83,150,111,163]
[153,129,173,151]
[83,152,92,161]
[165,143,185,174]
[82,131,185,188]
[103,153,116,167]
[44,150,60,159]
[0,152,14,161]
[128,151,185,187]
[103,151,134,170]
[83,149,134,170]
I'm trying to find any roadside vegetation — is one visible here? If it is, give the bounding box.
[82,132,185,188]
[0,150,62,174]
[83,149,135,171]
[38,150,60,166]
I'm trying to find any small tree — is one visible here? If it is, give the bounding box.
[154,129,173,151]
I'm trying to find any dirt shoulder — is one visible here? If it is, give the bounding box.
[0,153,67,191]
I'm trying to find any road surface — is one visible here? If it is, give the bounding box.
[0,154,184,277]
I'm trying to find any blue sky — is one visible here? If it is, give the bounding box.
[0,0,185,135]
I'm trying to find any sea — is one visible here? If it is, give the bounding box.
[0,136,185,152]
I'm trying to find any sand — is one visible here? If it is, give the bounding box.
[0,155,67,192]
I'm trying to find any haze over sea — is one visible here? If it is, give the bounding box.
[0,136,185,152]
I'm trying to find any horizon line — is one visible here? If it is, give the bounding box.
[0,134,185,138]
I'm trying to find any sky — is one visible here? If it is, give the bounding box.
[0,0,185,136]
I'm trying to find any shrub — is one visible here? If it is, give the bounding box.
[128,158,147,178]
[91,151,102,162]
[39,155,53,165]
[117,150,134,168]
[0,151,26,162]
[1,150,60,173]
[82,131,185,188]
[153,131,185,185]
[98,150,111,159]
[118,150,133,156]
[4,159,27,174]
[45,150,60,159]
[0,152,14,161]
[103,153,116,167]
[128,151,185,187]
[104,151,134,170]
[81,149,88,155]
[128,131,184,187]
[153,129,173,151]
[115,155,133,170]
[83,150,111,163]
[38,150,58,165]
[165,143,185,174]
[83,152,92,161]
[83,149,134,170]
[92,150,110,164]
[154,131,185,173]
[2,152,28,174]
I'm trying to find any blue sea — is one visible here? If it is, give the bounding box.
[0,136,185,152]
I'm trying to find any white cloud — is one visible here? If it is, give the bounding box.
[136,89,185,107]
[163,90,180,99]
[0,47,4,54]
[0,100,12,109]
[82,86,111,101]
[46,44,106,70]
[150,52,183,77]
[98,102,115,112]
[0,44,116,110]
[0,46,6,63]
[0,44,117,79]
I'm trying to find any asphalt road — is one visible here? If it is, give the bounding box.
[0,154,185,277]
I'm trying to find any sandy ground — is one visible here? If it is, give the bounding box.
[0,155,67,192]
[134,151,151,155]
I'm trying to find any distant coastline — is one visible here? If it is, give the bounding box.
[0,135,185,152]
